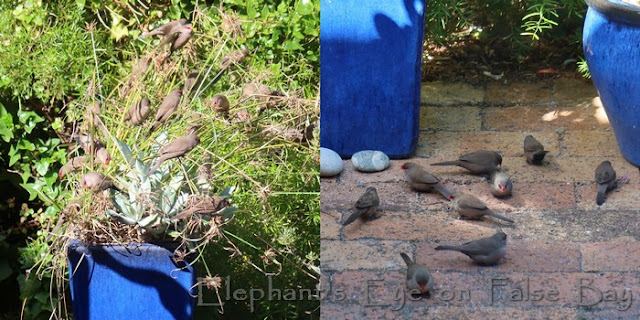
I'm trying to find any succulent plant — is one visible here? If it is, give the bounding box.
[105,134,235,238]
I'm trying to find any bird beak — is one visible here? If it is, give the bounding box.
[419,284,425,292]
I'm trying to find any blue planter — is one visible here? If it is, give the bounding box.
[583,0,640,167]
[67,240,196,320]
[320,0,427,158]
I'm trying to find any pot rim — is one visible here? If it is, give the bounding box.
[587,0,640,26]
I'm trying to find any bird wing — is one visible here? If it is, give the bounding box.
[458,237,497,255]
[412,167,440,184]
[459,150,494,166]
[355,190,377,209]
[458,195,488,210]
[524,136,544,152]
[595,163,616,184]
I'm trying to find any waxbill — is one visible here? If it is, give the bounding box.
[73,132,104,154]
[431,150,502,175]
[124,97,151,125]
[401,162,454,199]
[147,129,200,175]
[169,23,193,54]
[142,19,189,43]
[449,192,514,223]
[220,49,250,70]
[400,252,434,296]
[149,89,182,135]
[171,196,230,221]
[490,170,512,197]
[434,231,507,265]
[342,187,380,226]
[95,146,111,165]
[595,160,616,206]
[209,94,230,115]
[59,156,88,179]
[80,172,119,192]
[524,135,548,165]
[183,71,203,95]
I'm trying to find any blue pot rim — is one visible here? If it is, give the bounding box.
[587,0,640,26]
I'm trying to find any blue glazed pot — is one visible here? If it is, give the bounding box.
[67,240,196,320]
[320,0,426,158]
[583,0,640,167]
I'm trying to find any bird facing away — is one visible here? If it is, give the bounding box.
[449,192,514,223]
[401,162,454,199]
[342,187,380,226]
[400,252,434,295]
[595,160,617,206]
[149,89,182,135]
[489,170,512,197]
[431,150,502,175]
[124,97,151,125]
[524,135,548,165]
[147,130,200,175]
[435,231,508,265]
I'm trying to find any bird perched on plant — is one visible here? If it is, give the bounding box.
[489,170,512,197]
[124,97,151,125]
[595,160,617,206]
[148,89,182,136]
[524,135,548,165]
[220,49,250,70]
[147,128,200,175]
[142,19,193,51]
[209,94,230,115]
[435,231,507,265]
[401,162,454,199]
[80,172,120,192]
[59,156,88,179]
[120,55,151,98]
[400,252,434,296]
[72,132,104,154]
[342,187,380,226]
[431,150,502,175]
[449,191,514,223]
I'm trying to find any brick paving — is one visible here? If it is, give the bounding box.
[320,78,640,319]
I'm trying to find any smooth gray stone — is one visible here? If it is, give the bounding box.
[320,147,343,177]
[352,150,390,172]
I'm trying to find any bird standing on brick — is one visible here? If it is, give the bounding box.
[450,192,514,223]
[524,135,548,165]
[595,160,616,206]
[435,231,507,265]
[431,150,502,175]
[401,162,454,199]
[400,252,434,296]
[342,187,380,226]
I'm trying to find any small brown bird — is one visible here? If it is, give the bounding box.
[524,135,548,165]
[169,23,193,54]
[595,160,617,206]
[183,71,203,95]
[95,147,111,165]
[435,231,508,265]
[209,94,230,114]
[220,49,250,70]
[80,172,119,192]
[400,252,434,295]
[73,132,104,154]
[147,129,200,175]
[242,82,271,101]
[342,187,380,226]
[59,156,88,179]
[120,55,151,98]
[124,97,151,125]
[401,162,454,199]
[171,196,230,221]
[490,170,512,197]
[149,89,182,135]
[431,150,502,175]
[142,19,190,44]
[450,192,514,223]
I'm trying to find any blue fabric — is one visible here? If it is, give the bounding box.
[320,0,426,158]
[584,6,640,166]
[68,240,195,320]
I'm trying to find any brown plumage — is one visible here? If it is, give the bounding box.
[80,172,119,192]
[147,130,200,175]
[124,97,151,125]
[400,252,434,295]
[342,187,380,226]
[401,162,454,199]
[209,94,230,114]
[450,192,514,223]
[431,150,502,175]
[149,89,182,135]
[220,49,250,70]
[435,231,508,265]
[524,135,548,165]
[595,160,616,206]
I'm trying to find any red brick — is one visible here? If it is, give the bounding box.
[416,240,580,272]
[486,81,553,105]
[562,130,621,157]
[343,210,495,241]
[321,210,341,240]
[420,106,482,131]
[339,160,408,184]
[582,240,640,271]
[553,78,598,106]
[421,81,485,106]
[417,131,555,158]
[484,105,610,132]
[320,240,412,271]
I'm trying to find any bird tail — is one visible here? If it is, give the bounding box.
[342,210,362,226]
[596,183,607,206]
[434,245,461,252]
[400,252,413,266]
[431,160,460,167]
[434,183,455,200]
[147,160,162,177]
[487,211,515,223]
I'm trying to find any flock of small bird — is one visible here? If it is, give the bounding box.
[341,134,620,297]
[58,19,250,194]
